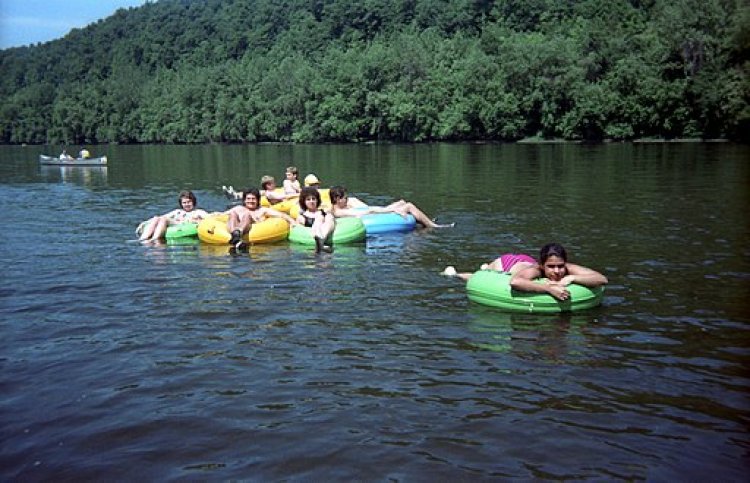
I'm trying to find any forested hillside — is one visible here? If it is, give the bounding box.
[1,0,747,143]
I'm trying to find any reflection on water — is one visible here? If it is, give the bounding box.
[1,144,748,480]
[39,165,108,186]
[467,308,601,363]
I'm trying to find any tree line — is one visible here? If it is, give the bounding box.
[0,0,747,144]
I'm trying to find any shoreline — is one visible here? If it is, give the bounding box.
[13,138,735,147]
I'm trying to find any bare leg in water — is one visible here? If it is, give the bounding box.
[442,261,536,281]
[312,214,335,253]
[139,216,169,242]
[385,200,454,228]
[227,210,253,249]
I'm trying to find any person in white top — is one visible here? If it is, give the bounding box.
[260,175,296,205]
[283,166,301,194]
[328,186,453,228]
[138,190,208,242]
[296,187,335,253]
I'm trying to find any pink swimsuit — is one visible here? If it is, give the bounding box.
[498,254,536,272]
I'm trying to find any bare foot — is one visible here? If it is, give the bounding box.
[441,266,458,277]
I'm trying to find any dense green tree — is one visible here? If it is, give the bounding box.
[0,0,746,143]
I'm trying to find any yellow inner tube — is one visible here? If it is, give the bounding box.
[262,188,330,214]
[197,214,290,245]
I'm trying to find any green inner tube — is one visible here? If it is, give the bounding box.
[466,270,604,313]
[165,222,199,240]
[288,217,366,245]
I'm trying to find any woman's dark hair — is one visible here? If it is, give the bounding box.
[178,190,197,208]
[242,188,261,202]
[299,186,321,210]
[329,186,347,205]
[539,243,567,263]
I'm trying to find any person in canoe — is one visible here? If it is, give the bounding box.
[296,186,335,253]
[328,186,454,228]
[137,190,208,242]
[227,188,297,250]
[59,150,73,161]
[442,243,608,301]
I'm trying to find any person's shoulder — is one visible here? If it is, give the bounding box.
[513,264,541,278]
[566,263,592,273]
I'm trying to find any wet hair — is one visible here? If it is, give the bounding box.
[260,175,275,190]
[539,243,568,263]
[299,186,321,210]
[178,190,197,208]
[286,166,298,177]
[329,186,347,205]
[242,188,261,202]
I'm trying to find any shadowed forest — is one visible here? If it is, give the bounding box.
[1,0,747,144]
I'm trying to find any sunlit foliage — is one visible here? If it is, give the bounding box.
[0,0,747,143]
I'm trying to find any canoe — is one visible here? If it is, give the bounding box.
[466,270,604,313]
[197,214,289,245]
[39,154,107,166]
[288,217,366,245]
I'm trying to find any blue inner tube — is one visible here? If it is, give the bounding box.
[356,208,416,234]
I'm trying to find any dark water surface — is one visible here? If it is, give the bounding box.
[1,143,748,480]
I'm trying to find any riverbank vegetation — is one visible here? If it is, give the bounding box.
[1,0,747,144]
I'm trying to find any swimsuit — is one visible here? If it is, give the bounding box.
[302,210,326,227]
[498,253,536,271]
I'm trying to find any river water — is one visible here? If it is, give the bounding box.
[1,143,748,480]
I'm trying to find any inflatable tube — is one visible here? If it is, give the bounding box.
[263,188,330,212]
[288,217,366,245]
[260,197,298,213]
[344,206,417,234]
[165,222,199,240]
[289,203,333,220]
[166,236,200,246]
[466,270,604,313]
[197,214,290,245]
[361,212,416,234]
